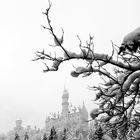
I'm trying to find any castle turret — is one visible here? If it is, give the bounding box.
[81,102,88,121]
[14,119,23,132]
[61,86,69,118]
[79,102,88,131]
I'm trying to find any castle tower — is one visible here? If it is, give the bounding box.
[14,119,23,132]
[61,86,69,118]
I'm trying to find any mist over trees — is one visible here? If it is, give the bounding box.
[33,1,140,139]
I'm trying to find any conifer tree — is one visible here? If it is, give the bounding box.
[49,127,57,140]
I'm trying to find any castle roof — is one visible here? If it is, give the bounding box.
[62,86,69,98]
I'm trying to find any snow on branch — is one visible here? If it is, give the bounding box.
[33,1,140,134]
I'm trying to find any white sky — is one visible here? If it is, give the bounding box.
[0,0,140,134]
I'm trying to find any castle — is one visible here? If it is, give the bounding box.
[7,87,88,138]
[45,86,89,133]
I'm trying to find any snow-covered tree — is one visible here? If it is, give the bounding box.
[33,1,140,139]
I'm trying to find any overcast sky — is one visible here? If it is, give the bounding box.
[0,0,140,134]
